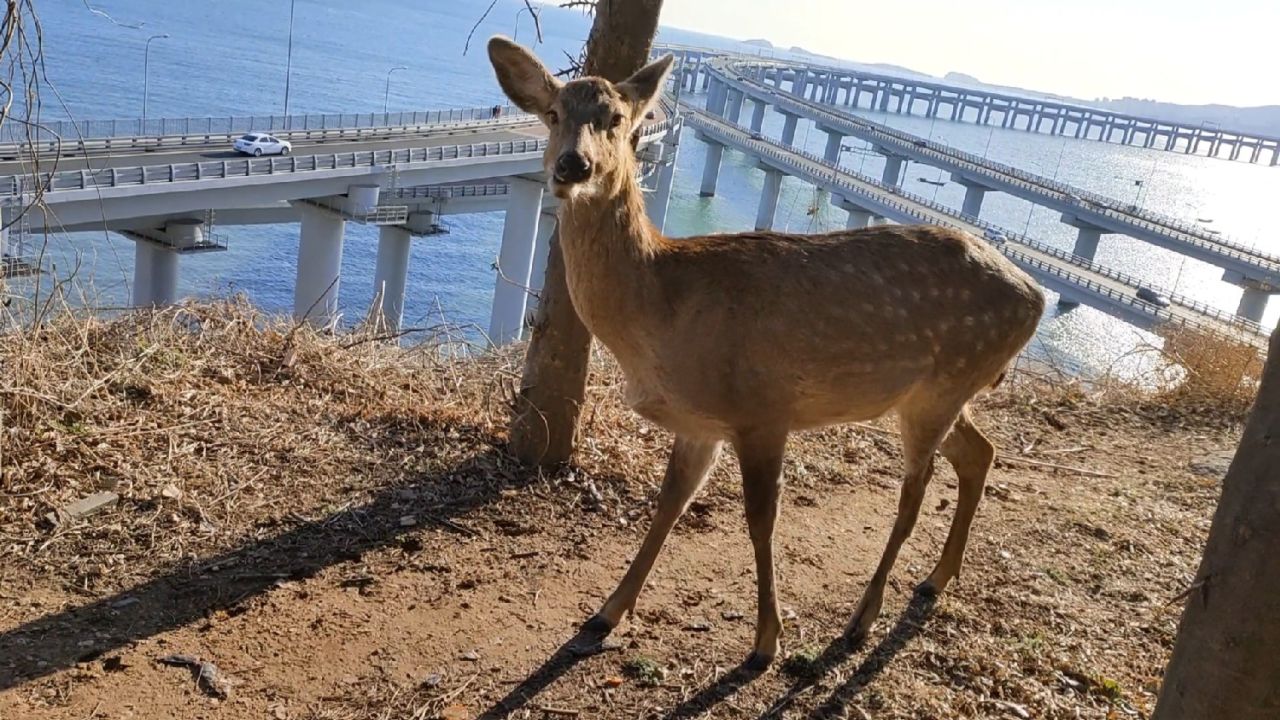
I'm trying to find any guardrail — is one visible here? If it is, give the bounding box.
[686,108,1268,346]
[0,104,528,149]
[711,58,1280,274]
[1,106,537,157]
[0,114,676,197]
[392,183,512,200]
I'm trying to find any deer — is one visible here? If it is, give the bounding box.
[487,36,1045,670]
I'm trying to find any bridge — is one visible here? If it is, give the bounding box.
[684,104,1267,350]
[703,56,1280,319]
[0,102,682,346]
[660,43,1280,167]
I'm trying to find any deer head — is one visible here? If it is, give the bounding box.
[487,36,673,201]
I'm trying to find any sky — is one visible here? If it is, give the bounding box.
[657,0,1276,108]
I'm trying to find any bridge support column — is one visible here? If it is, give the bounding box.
[821,127,845,164]
[699,142,725,196]
[833,196,876,229]
[1072,226,1102,262]
[880,153,904,186]
[726,88,745,124]
[132,240,178,307]
[780,112,799,146]
[1236,287,1269,323]
[749,99,767,134]
[961,185,986,217]
[846,208,872,229]
[372,225,413,332]
[292,204,347,326]
[755,168,784,231]
[528,209,558,301]
[488,178,545,346]
[646,139,680,232]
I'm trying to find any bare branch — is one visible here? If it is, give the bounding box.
[462,0,501,56]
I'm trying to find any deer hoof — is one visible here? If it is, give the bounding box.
[743,651,774,672]
[914,579,941,598]
[581,614,615,635]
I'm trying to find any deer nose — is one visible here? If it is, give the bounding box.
[554,152,592,183]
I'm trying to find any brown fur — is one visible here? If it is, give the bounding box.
[488,36,1046,666]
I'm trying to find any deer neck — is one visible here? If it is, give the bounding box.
[556,172,665,353]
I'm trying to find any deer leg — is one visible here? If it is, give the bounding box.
[586,436,722,632]
[847,402,959,643]
[736,428,788,670]
[919,407,995,596]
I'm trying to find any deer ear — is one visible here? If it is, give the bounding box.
[487,35,562,116]
[617,54,674,120]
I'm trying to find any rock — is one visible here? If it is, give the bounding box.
[460,650,480,661]
[46,491,119,525]
[721,610,745,621]
[684,620,713,632]
[110,596,140,610]
[399,515,417,527]
[1189,450,1233,478]
[160,484,183,501]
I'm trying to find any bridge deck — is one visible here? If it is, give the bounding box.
[685,105,1267,350]
[709,58,1280,286]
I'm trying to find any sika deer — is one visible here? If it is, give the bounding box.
[488,37,1045,669]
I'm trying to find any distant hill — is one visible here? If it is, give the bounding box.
[743,38,773,49]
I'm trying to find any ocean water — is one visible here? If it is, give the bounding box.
[14,0,1280,377]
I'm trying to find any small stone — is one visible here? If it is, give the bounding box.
[721,610,745,621]
[110,596,140,610]
[399,515,417,527]
[459,650,480,662]
[46,491,118,525]
[420,673,444,688]
[160,484,183,501]
[684,620,713,632]
[604,675,624,688]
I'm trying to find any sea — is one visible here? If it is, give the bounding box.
[14,0,1280,379]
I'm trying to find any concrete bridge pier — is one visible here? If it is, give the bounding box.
[755,165,784,231]
[749,99,767,134]
[132,240,178,307]
[819,125,845,164]
[372,225,413,332]
[488,177,545,346]
[726,88,745,124]
[528,208,558,301]
[292,203,347,326]
[1237,287,1269,323]
[950,173,995,217]
[706,78,728,115]
[1223,271,1274,324]
[833,196,877,229]
[695,127,726,196]
[1069,224,1103,261]
[645,137,680,232]
[876,149,905,187]
[780,111,800,146]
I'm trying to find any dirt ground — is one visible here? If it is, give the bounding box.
[0,302,1241,719]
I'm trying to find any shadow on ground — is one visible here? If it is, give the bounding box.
[0,421,532,692]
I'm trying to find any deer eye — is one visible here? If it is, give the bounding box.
[546,110,559,125]
[609,113,624,129]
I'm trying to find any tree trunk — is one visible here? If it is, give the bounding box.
[1152,331,1280,719]
[507,0,665,467]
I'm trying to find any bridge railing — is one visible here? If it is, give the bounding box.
[687,109,1267,344]
[0,105,536,156]
[1,114,676,197]
[714,59,1280,271]
[0,104,528,147]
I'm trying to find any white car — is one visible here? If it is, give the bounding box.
[234,133,291,157]
[983,228,1007,245]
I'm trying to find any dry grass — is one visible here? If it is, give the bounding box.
[0,299,1255,719]
[1154,327,1264,413]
